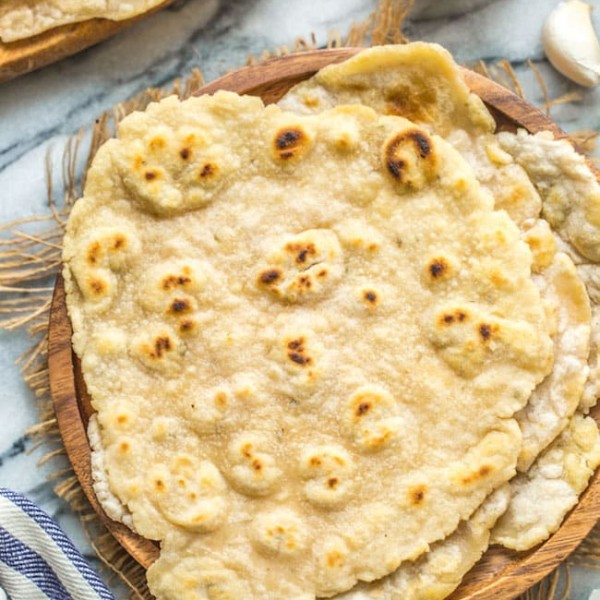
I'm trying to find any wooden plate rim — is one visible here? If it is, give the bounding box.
[48,48,600,599]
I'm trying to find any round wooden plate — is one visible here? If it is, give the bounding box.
[48,48,600,599]
[0,0,176,84]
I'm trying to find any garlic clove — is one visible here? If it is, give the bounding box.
[543,0,600,88]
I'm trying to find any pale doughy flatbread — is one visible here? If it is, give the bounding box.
[0,0,165,42]
[516,251,591,472]
[280,41,596,475]
[335,425,599,600]
[325,254,593,598]
[88,414,133,527]
[339,485,511,600]
[278,42,495,139]
[491,412,600,551]
[324,209,594,598]
[497,130,600,413]
[279,41,600,583]
[481,130,600,552]
[64,92,553,599]
[496,130,600,264]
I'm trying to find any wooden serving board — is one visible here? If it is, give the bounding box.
[48,48,600,599]
[0,0,175,83]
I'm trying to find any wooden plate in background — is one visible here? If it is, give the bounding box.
[0,0,176,83]
[48,48,600,599]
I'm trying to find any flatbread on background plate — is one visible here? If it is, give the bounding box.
[0,0,168,42]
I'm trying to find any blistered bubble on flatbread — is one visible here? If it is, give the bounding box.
[256,229,344,303]
[226,433,282,497]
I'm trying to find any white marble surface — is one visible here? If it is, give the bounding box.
[1,0,600,597]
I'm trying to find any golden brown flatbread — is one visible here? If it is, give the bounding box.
[63,92,553,599]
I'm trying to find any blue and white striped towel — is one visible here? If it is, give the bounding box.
[0,488,114,600]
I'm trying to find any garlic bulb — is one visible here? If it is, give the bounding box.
[543,0,600,87]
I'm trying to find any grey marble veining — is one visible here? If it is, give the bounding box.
[1,0,600,597]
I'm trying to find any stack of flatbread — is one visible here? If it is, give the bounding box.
[62,43,600,600]
[0,1,168,42]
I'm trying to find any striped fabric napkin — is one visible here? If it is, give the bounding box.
[0,488,114,600]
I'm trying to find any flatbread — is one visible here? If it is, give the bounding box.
[481,130,600,552]
[496,130,600,264]
[320,241,591,596]
[331,256,592,598]
[279,40,600,570]
[0,0,166,42]
[491,412,600,550]
[63,92,553,599]
[339,485,511,600]
[497,130,600,413]
[278,42,495,139]
[516,251,591,471]
[280,41,595,473]
[88,413,133,527]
